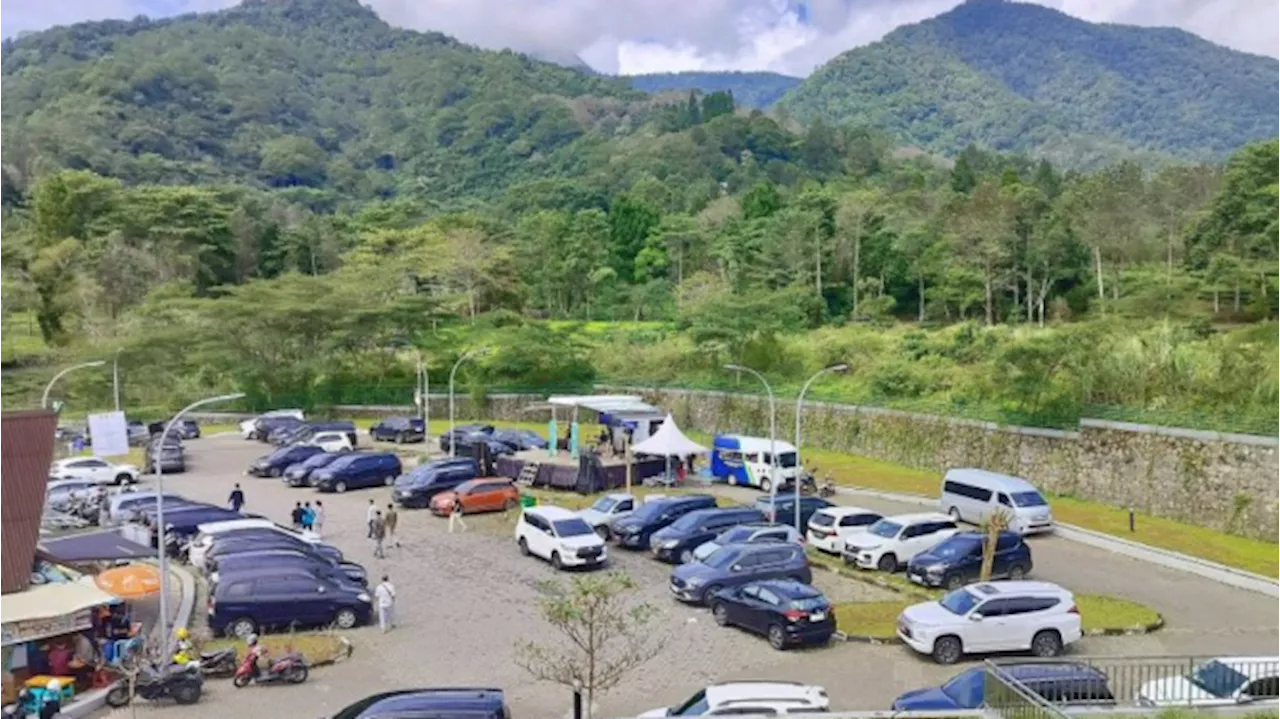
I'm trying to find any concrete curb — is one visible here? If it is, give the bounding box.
[1083,615,1166,637]
[830,485,1279,598]
[832,630,901,645]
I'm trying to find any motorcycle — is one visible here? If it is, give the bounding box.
[233,651,309,688]
[818,477,836,498]
[192,647,238,678]
[105,663,204,707]
[798,473,818,496]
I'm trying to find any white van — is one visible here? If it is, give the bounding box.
[939,468,1054,535]
[710,435,800,493]
[188,518,320,569]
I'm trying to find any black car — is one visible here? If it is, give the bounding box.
[610,494,718,550]
[370,417,426,444]
[392,458,480,508]
[438,424,495,454]
[283,452,345,487]
[253,415,304,442]
[906,531,1033,590]
[209,568,372,637]
[491,429,548,451]
[158,418,201,440]
[892,663,1116,710]
[206,532,343,566]
[208,548,368,587]
[327,688,510,719]
[249,445,325,477]
[648,506,766,563]
[753,495,835,532]
[273,420,360,447]
[709,579,837,650]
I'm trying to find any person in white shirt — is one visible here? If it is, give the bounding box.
[365,498,377,538]
[374,574,396,633]
[313,500,326,538]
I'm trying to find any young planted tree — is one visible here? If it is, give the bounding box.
[515,571,665,719]
[979,508,1011,581]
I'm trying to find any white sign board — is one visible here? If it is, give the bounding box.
[88,411,130,458]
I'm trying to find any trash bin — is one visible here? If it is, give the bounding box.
[519,495,537,508]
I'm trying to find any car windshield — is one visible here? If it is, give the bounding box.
[810,513,836,527]
[303,454,335,468]
[692,542,720,562]
[941,669,985,708]
[775,452,798,468]
[670,513,706,531]
[940,588,982,616]
[702,547,740,569]
[1188,660,1249,698]
[672,690,710,716]
[868,519,903,539]
[590,497,619,513]
[789,595,828,611]
[628,501,669,522]
[717,527,754,543]
[553,519,595,537]
[931,537,982,559]
[1011,491,1048,507]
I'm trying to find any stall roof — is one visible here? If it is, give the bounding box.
[632,415,708,457]
[546,395,661,414]
[1,577,119,624]
[40,530,154,563]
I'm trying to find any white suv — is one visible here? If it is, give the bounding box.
[641,681,829,716]
[897,581,1082,664]
[843,512,958,571]
[50,457,139,486]
[807,506,882,554]
[515,506,607,570]
[1137,656,1279,707]
[305,431,353,453]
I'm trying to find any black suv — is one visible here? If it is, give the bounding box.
[609,494,718,550]
[392,457,481,508]
[370,417,426,444]
[648,506,766,563]
[328,688,510,719]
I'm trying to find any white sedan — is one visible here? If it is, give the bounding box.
[304,431,353,453]
[50,457,139,485]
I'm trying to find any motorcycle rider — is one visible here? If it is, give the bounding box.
[39,680,62,719]
[172,627,195,665]
[244,634,268,680]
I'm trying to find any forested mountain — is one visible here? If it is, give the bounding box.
[778,0,1280,166]
[0,0,644,205]
[627,71,802,109]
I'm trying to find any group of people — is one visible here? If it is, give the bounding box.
[365,500,399,558]
[290,500,325,535]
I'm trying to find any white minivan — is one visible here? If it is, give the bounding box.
[940,468,1054,535]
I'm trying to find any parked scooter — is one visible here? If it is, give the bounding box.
[105,663,203,707]
[192,647,238,678]
[233,651,309,688]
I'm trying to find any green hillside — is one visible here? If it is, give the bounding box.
[777,0,1279,165]
[0,0,642,205]
[626,71,802,109]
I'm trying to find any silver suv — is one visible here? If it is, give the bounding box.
[691,523,802,563]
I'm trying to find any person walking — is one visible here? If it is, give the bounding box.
[371,510,387,559]
[365,499,377,538]
[374,574,396,633]
[228,483,246,513]
[313,500,326,537]
[448,495,468,533]
[290,502,304,530]
[301,502,315,531]
[384,503,400,549]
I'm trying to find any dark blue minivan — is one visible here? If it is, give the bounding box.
[312,452,403,493]
[905,531,1033,590]
[892,663,1115,710]
[209,567,372,637]
[283,451,345,487]
[392,458,480,508]
[327,689,510,719]
[249,445,325,477]
[206,531,344,565]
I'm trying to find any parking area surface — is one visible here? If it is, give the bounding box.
[93,435,1278,718]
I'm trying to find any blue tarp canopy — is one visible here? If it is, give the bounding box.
[40,529,154,563]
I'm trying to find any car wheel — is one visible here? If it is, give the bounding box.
[269,467,282,478]
[1031,629,1063,658]
[944,573,965,590]
[228,617,257,638]
[932,635,963,665]
[334,608,358,629]
[877,553,898,573]
[760,477,772,493]
[335,481,348,493]
[1008,564,1028,580]
[701,584,722,607]
[594,525,611,541]
[114,473,133,486]
[712,603,731,626]
[679,549,694,564]
[518,537,531,556]
[948,507,962,522]
[551,552,563,570]
[384,475,395,486]
[767,624,787,650]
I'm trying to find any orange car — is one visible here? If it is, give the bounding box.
[429,479,520,516]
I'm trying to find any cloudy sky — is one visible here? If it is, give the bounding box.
[2,0,1276,76]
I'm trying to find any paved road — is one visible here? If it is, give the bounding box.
[90,436,1276,718]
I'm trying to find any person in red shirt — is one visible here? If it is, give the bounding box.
[46,641,73,676]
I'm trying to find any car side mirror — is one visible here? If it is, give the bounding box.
[969,613,983,621]
[731,564,742,573]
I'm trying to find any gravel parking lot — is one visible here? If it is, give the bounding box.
[91,434,1278,718]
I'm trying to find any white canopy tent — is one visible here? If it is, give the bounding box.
[631,414,707,457]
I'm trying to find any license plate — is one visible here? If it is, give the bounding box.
[908,573,924,585]
[810,611,826,622]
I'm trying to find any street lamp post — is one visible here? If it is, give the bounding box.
[41,361,107,410]
[724,364,778,520]
[794,364,850,530]
[448,348,487,458]
[113,349,124,412]
[154,392,244,656]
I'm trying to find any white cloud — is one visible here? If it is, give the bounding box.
[1,0,1275,76]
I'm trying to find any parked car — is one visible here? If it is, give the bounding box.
[127,420,152,446]
[438,424,494,454]
[312,452,403,493]
[277,421,359,448]
[610,494,718,550]
[325,688,510,719]
[45,479,101,510]
[515,506,607,570]
[248,445,326,478]
[161,418,201,440]
[50,457,139,485]
[369,417,426,444]
[240,409,305,440]
[843,512,959,572]
[709,579,836,650]
[893,663,1116,710]
[641,681,830,716]
[210,551,367,589]
[283,452,345,488]
[106,492,185,524]
[205,532,343,568]
[941,467,1055,535]
[691,523,804,563]
[577,493,638,539]
[907,531,1033,590]
[752,495,834,532]
[189,519,323,568]
[392,458,480,508]
[145,505,252,546]
[304,431,354,453]
[896,581,1083,664]
[145,437,187,474]
[252,415,304,442]
[429,479,520,516]
[806,506,882,554]
[1136,656,1280,708]
[491,429,548,451]
[208,568,372,637]
[55,425,89,447]
[669,541,811,605]
[649,506,766,563]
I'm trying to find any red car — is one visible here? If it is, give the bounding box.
[429,479,520,516]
